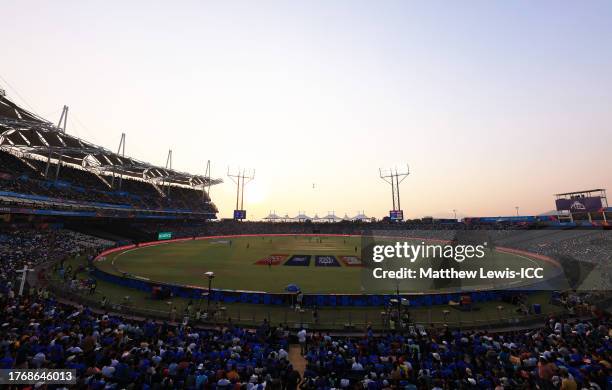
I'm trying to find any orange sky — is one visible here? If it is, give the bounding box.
[1,1,611,219]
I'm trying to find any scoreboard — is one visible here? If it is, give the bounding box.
[389,210,404,221]
[233,210,247,220]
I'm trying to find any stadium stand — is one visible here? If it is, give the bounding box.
[0,94,221,218]
[0,149,218,214]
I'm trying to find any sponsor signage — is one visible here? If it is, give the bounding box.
[210,240,231,245]
[284,255,311,266]
[255,254,288,265]
[315,255,341,267]
[158,232,173,240]
[340,256,363,267]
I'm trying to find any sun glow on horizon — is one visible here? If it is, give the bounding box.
[245,182,267,205]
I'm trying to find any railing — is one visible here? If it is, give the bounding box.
[47,277,568,332]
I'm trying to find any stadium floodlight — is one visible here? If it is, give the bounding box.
[16,263,34,296]
[379,164,410,221]
[204,271,216,315]
[227,167,255,220]
[163,149,173,196]
[57,105,68,133]
[203,160,212,200]
[111,132,126,190]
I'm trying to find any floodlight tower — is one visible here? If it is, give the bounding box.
[57,105,69,133]
[203,160,212,200]
[379,164,410,221]
[227,167,255,220]
[164,149,173,196]
[48,105,70,180]
[111,132,126,190]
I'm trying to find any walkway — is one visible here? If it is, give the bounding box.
[288,344,306,375]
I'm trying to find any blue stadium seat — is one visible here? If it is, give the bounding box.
[433,295,445,305]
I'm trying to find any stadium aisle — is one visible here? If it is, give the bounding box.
[288,345,306,376]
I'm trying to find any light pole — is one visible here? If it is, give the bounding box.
[204,271,215,316]
[515,206,520,216]
[394,279,401,329]
[16,264,34,296]
[197,291,208,317]
[453,209,457,220]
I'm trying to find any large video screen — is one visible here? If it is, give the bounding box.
[234,210,247,219]
[389,210,404,220]
[555,197,603,212]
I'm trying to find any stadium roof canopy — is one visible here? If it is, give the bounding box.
[262,212,282,221]
[320,213,342,222]
[293,212,312,221]
[352,212,371,221]
[554,189,606,198]
[0,95,222,187]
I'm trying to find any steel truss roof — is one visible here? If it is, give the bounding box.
[0,95,222,188]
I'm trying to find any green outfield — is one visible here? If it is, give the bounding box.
[95,235,562,294]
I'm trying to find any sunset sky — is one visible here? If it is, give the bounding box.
[2,1,611,220]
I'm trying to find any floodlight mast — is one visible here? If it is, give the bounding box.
[227,167,255,220]
[48,105,70,180]
[57,105,68,133]
[111,132,126,190]
[379,165,410,220]
[203,160,211,200]
[164,149,173,196]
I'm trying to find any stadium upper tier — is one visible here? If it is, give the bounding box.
[0,94,220,217]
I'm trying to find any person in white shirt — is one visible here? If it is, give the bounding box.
[351,358,364,371]
[297,329,307,355]
[278,348,288,360]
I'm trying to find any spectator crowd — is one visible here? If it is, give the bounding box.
[0,150,217,214]
[0,223,611,388]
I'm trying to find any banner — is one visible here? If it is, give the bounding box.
[284,255,311,266]
[315,255,341,267]
[158,232,173,240]
[255,254,288,266]
[340,256,363,267]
